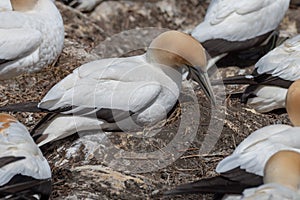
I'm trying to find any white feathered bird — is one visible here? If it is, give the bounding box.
[224,150,300,200]
[192,0,290,69]
[0,113,51,199]
[0,31,216,147]
[0,0,64,80]
[212,34,300,113]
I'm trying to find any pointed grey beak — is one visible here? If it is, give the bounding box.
[189,66,216,106]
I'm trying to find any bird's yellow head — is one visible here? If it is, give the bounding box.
[147,30,207,70]
[264,150,300,191]
[0,113,17,133]
[147,31,215,105]
[10,0,38,11]
[286,80,300,126]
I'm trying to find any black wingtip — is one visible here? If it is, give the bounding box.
[0,176,52,200]
[0,156,26,168]
[164,175,258,196]
[211,75,256,86]
[0,102,42,112]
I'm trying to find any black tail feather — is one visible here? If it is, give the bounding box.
[211,75,256,86]
[164,176,255,196]
[0,176,52,200]
[31,113,58,144]
[0,102,42,112]
[0,156,25,168]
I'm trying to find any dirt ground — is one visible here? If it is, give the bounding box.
[1,1,300,199]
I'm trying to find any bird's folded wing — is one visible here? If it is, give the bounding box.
[242,183,300,200]
[233,124,291,153]
[0,28,42,63]
[216,125,291,174]
[0,156,25,169]
[206,0,272,25]
[256,35,300,81]
[0,151,51,186]
[0,177,51,198]
[39,79,162,117]
[0,156,25,186]
[223,130,300,176]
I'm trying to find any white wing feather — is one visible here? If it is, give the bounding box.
[0,29,41,61]
[36,115,105,147]
[0,120,51,186]
[247,86,288,113]
[39,55,164,115]
[216,124,296,176]
[256,35,300,81]
[242,183,300,200]
[192,0,289,42]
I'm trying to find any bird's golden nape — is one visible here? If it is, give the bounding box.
[286,80,300,126]
[148,30,207,69]
[0,113,17,123]
[10,0,38,11]
[147,30,216,105]
[264,150,300,190]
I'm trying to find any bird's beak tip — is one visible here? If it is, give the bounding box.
[189,66,216,106]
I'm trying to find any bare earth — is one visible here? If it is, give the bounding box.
[0,1,299,199]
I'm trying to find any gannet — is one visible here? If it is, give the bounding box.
[165,79,300,197]
[0,113,51,199]
[0,30,216,146]
[0,0,64,80]
[224,150,300,200]
[192,0,290,69]
[212,34,300,113]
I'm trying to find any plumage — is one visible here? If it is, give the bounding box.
[0,0,64,79]
[193,0,289,42]
[213,34,300,113]
[165,125,300,196]
[0,31,215,146]
[216,125,300,176]
[192,0,290,68]
[229,183,300,200]
[224,151,300,200]
[0,113,51,199]
[165,168,262,196]
[0,0,12,11]
[165,80,300,197]
[61,0,102,12]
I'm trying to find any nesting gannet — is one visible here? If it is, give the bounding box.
[0,113,51,199]
[60,0,102,12]
[0,0,64,80]
[212,34,300,113]
[165,79,300,196]
[192,0,290,69]
[0,31,215,146]
[224,150,300,200]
